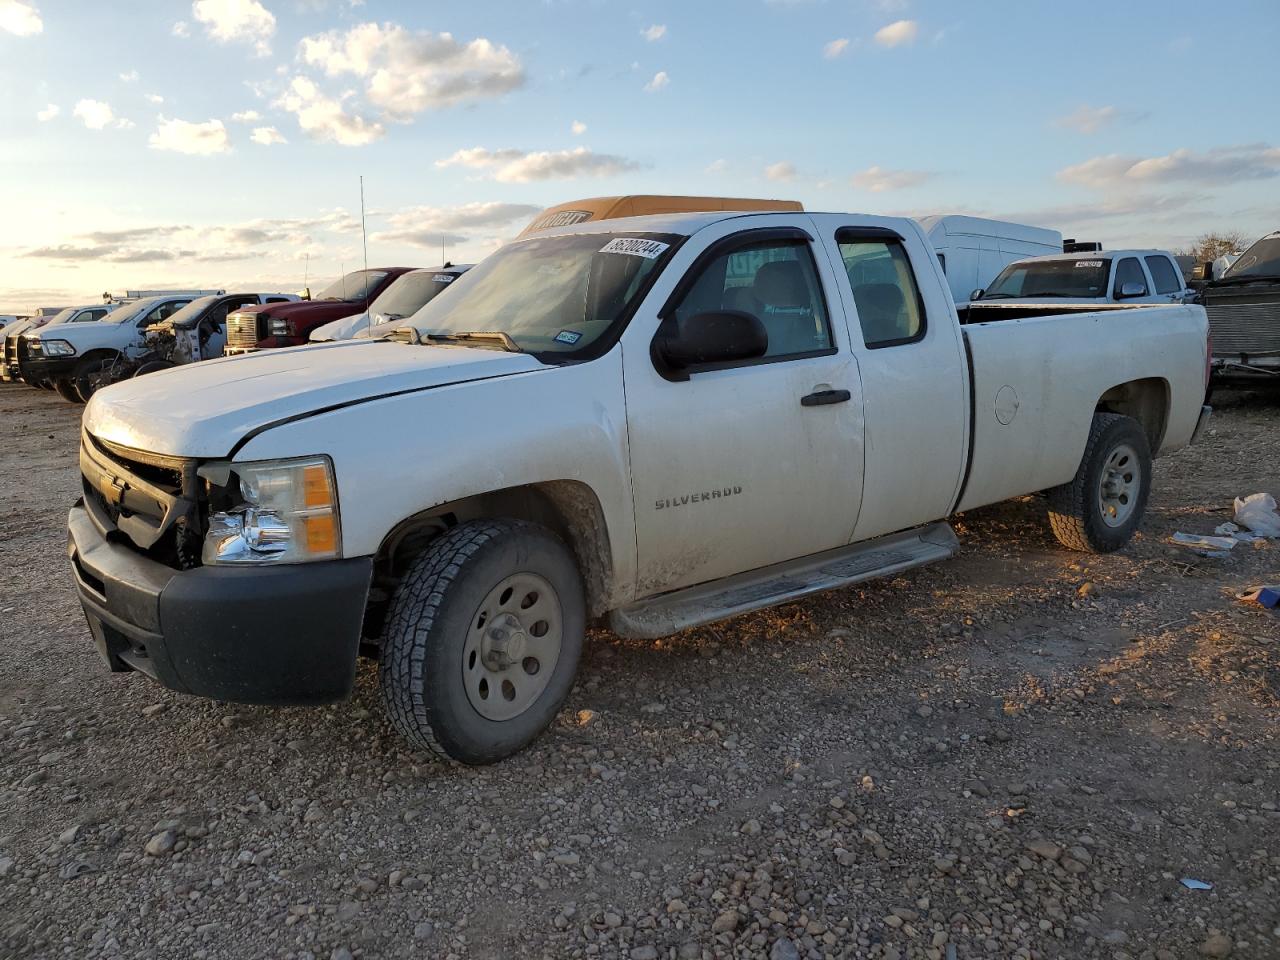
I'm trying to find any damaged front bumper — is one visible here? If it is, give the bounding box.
[68,501,373,706]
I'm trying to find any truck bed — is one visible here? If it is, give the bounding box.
[956,304,1208,513]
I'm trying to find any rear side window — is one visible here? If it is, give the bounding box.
[673,240,833,360]
[1113,258,1147,296]
[837,234,926,348]
[1145,256,1182,294]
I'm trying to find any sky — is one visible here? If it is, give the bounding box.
[1,0,1278,311]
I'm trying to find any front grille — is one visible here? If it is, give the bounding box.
[1205,300,1280,357]
[81,430,203,569]
[3,332,18,368]
[225,312,265,351]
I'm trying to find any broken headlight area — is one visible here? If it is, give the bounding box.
[198,456,341,566]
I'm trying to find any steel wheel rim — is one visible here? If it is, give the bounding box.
[1098,442,1140,527]
[461,572,563,722]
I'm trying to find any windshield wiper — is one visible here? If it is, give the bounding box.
[977,293,1016,299]
[1213,274,1280,285]
[423,331,522,353]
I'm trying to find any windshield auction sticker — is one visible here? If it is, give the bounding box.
[600,238,671,259]
[432,274,455,283]
[1074,261,1103,268]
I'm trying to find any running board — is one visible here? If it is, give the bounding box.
[609,522,959,639]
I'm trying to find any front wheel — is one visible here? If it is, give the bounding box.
[1047,413,1152,553]
[379,519,585,764]
[72,357,113,403]
[53,378,81,403]
[133,360,176,377]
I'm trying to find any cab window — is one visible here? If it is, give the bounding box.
[672,240,833,360]
[1144,255,1182,295]
[837,233,926,348]
[1113,258,1147,297]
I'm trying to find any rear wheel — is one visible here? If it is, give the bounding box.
[53,378,81,403]
[1047,413,1151,553]
[379,519,585,764]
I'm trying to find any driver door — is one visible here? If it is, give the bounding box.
[620,220,864,596]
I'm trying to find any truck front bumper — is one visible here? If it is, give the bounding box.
[21,355,79,380]
[68,503,373,705]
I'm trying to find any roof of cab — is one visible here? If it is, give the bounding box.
[1015,249,1176,262]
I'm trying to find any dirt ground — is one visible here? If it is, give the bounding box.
[0,382,1277,960]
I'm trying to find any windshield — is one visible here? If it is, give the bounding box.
[162,295,219,327]
[406,232,680,356]
[370,271,457,322]
[103,299,158,325]
[45,307,78,325]
[983,259,1111,298]
[1223,234,1280,279]
[314,270,388,302]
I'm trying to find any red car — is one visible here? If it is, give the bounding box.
[223,268,417,353]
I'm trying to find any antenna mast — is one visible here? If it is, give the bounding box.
[360,175,369,276]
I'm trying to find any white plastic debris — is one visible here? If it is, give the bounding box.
[1214,522,1239,536]
[1234,492,1280,538]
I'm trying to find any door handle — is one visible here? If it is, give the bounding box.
[800,389,851,407]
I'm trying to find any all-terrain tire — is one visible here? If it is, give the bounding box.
[1047,413,1151,553]
[72,357,112,403]
[379,519,585,764]
[133,360,176,377]
[53,378,81,403]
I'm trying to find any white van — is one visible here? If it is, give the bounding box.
[917,216,1063,307]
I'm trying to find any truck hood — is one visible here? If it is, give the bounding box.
[83,339,546,458]
[238,298,362,320]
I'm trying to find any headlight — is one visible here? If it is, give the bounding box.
[202,457,340,565]
[269,317,294,337]
[40,339,76,357]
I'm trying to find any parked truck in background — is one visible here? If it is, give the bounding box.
[223,269,417,353]
[309,266,471,342]
[69,209,1210,764]
[1198,229,1280,385]
[965,249,1192,323]
[1,307,69,384]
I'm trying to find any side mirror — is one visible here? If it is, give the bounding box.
[658,311,768,370]
[1118,281,1147,299]
[970,288,985,301]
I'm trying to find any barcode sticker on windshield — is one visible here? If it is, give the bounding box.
[599,238,670,259]
[1074,260,1103,268]
[432,274,455,283]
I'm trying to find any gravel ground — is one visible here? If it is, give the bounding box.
[1,382,1277,960]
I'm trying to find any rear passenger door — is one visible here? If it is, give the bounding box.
[1144,254,1188,302]
[818,219,969,541]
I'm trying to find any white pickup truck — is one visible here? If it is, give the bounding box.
[69,210,1211,764]
[966,249,1192,323]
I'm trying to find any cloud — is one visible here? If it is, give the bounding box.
[852,165,933,192]
[146,93,165,105]
[148,116,232,155]
[642,24,666,41]
[115,118,136,130]
[172,20,190,37]
[118,70,139,83]
[644,70,669,92]
[1054,104,1123,135]
[231,109,262,122]
[0,0,42,36]
[36,103,59,122]
[823,38,850,59]
[250,125,286,145]
[377,201,542,247]
[571,119,586,135]
[705,158,727,175]
[1058,144,1280,188]
[276,75,384,145]
[192,0,276,56]
[436,145,642,183]
[298,22,524,119]
[765,161,797,182]
[73,99,115,131]
[874,19,918,47]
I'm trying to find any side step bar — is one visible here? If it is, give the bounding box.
[609,522,959,639]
